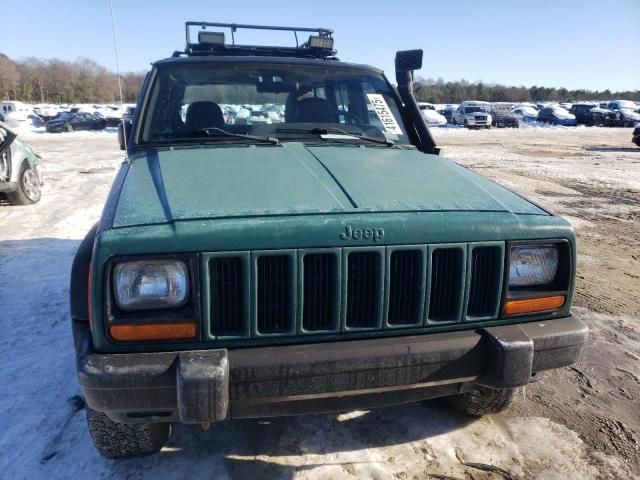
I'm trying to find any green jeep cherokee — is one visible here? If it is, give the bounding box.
[70,22,588,459]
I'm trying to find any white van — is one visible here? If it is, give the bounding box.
[0,101,33,127]
[452,101,492,129]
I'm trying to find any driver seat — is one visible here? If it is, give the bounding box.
[293,97,337,123]
[185,101,225,131]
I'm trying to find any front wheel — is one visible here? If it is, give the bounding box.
[85,406,170,459]
[65,124,73,132]
[7,163,41,205]
[442,386,517,417]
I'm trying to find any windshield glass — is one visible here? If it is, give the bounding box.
[464,106,489,114]
[140,62,411,145]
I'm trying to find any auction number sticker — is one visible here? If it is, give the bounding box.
[367,93,403,135]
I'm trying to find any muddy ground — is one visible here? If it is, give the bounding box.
[433,127,640,476]
[0,126,638,479]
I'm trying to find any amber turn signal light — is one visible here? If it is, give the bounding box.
[502,295,565,316]
[110,323,197,341]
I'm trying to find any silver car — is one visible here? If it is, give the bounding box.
[0,122,43,205]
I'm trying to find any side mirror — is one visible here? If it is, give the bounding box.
[117,121,132,151]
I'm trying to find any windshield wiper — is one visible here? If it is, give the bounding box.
[195,126,279,145]
[276,126,394,146]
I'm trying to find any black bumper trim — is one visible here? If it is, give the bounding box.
[74,314,588,423]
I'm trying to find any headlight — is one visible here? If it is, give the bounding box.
[508,246,559,287]
[113,260,189,310]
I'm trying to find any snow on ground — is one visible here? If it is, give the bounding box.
[0,128,637,479]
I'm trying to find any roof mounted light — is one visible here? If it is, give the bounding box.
[308,35,333,50]
[198,31,225,45]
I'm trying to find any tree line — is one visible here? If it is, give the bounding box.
[1,53,638,105]
[0,53,144,104]
[413,77,640,104]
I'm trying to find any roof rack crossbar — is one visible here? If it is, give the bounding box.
[184,21,335,59]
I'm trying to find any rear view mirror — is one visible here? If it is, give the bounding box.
[117,121,132,151]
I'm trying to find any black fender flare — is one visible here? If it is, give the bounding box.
[70,224,98,321]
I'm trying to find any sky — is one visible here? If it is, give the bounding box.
[1,0,639,91]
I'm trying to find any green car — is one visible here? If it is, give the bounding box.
[71,22,588,459]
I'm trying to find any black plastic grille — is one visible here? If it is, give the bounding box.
[257,255,292,334]
[467,247,502,318]
[346,252,381,328]
[429,248,463,321]
[302,253,337,331]
[209,257,244,335]
[388,250,422,325]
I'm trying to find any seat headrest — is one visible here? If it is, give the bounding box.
[185,101,225,131]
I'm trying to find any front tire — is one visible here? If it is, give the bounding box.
[65,124,73,132]
[7,162,41,205]
[443,386,516,417]
[85,406,170,459]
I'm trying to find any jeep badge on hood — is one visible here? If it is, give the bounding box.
[339,226,385,241]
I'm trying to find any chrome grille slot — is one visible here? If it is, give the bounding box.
[388,250,422,325]
[429,248,463,321]
[257,255,293,334]
[467,246,502,318]
[209,257,245,335]
[346,251,381,328]
[302,253,337,331]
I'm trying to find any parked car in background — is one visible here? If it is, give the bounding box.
[606,100,640,127]
[0,121,43,205]
[633,124,640,147]
[441,105,458,124]
[452,101,492,129]
[418,103,447,127]
[569,103,620,127]
[490,103,520,128]
[511,106,538,123]
[45,112,107,133]
[123,105,136,123]
[1,101,34,128]
[537,106,577,126]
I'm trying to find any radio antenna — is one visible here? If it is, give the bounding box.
[109,0,129,159]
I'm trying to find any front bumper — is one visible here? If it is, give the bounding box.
[74,315,588,424]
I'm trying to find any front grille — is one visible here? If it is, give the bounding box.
[209,257,244,335]
[388,250,423,325]
[302,253,337,331]
[467,247,502,318]
[346,252,381,328]
[205,242,503,340]
[257,255,292,334]
[429,248,463,321]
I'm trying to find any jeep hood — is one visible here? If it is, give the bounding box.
[112,143,545,228]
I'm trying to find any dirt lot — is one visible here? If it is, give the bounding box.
[0,126,638,479]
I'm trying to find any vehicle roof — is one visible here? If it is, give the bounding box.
[153,54,384,75]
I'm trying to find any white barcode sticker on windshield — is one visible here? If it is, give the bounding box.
[367,93,403,135]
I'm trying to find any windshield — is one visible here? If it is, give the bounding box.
[140,62,411,145]
[464,106,489,114]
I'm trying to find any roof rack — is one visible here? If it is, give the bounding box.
[183,22,337,59]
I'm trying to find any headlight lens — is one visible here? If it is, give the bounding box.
[113,260,189,311]
[509,246,559,288]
